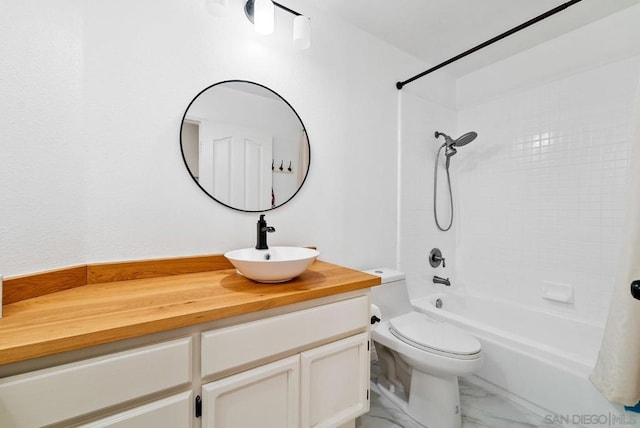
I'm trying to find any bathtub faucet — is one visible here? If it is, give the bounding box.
[433,276,450,286]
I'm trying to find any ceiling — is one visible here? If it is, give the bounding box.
[312,0,639,77]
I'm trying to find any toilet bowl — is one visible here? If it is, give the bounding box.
[366,268,482,428]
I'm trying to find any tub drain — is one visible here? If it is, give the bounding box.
[435,298,443,309]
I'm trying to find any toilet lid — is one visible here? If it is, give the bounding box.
[389,312,481,358]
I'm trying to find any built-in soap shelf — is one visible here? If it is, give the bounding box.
[542,281,574,304]
[272,160,294,174]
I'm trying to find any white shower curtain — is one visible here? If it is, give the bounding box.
[590,83,640,406]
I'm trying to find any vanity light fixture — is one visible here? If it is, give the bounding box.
[247,0,275,35]
[292,15,311,49]
[242,0,311,49]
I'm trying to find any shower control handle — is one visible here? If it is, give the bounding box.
[429,248,446,268]
[632,280,640,300]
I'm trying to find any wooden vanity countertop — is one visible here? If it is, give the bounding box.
[0,257,380,366]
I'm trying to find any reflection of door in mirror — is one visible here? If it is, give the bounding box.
[202,122,272,211]
[184,119,273,211]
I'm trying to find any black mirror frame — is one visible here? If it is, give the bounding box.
[179,80,311,213]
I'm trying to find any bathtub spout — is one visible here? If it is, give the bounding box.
[433,276,451,286]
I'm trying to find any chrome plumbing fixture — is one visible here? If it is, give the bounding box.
[433,131,478,232]
[429,248,446,268]
[433,276,451,286]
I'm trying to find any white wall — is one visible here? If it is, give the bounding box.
[0,0,428,276]
[0,1,86,275]
[453,6,640,325]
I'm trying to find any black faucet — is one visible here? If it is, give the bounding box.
[256,214,276,250]
[433,276,451,286]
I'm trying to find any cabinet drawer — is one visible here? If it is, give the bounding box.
[81,391,193,428]
[0,337,192,428]
[201,296,368,377]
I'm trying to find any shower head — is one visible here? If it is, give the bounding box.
[454,131,477,146]
[434,131,478,147]
[433,131,477,232]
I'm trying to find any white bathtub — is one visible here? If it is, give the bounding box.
[412,292,633,422]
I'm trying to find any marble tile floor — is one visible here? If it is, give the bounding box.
[356,365,563,428]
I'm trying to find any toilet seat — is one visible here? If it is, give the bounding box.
[389,312,481,360]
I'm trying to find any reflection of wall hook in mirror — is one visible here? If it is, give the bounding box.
[273,160,294,174]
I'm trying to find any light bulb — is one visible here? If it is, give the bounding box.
[293,15,311,49]
[254,0,274,35]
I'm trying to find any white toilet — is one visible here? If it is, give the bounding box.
[366,268,482,428]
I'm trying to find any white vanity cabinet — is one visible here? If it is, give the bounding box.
[201,333,369,428]
[200,295,371,428]
[0,291,371,428]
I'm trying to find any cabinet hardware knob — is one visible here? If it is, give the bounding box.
[631,280,640,300]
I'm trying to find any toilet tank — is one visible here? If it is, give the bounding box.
[365,268,412,320]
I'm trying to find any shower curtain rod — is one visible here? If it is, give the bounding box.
[395,0,584,90]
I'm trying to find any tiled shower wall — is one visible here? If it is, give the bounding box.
[455,55,640,325]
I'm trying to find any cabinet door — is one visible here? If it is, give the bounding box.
[300,333,370,428]
[201,355,299,428]
[81,391,192,428]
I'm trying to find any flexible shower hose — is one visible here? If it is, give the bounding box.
[434,144,454,231]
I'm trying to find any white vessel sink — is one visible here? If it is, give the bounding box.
[224,247,320,283]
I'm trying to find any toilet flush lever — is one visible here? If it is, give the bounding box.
[370,315,381,325]
[429,248,446,268]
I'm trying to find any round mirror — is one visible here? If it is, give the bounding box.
[180,80,310,212]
